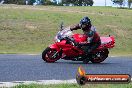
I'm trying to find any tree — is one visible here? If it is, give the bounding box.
[53,0,57,4]
[43,0,52,5]
[28,0,35,5]
[61,0,94,6]
[4,0,25,4]
[83,0,94,6]
[111,0,124,8]
[62,0,71,5]
[128,0,132,8]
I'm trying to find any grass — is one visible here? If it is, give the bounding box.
[12,83,132,88]
[0,5,132,55]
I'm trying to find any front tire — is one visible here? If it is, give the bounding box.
[42,47,61,63]
[91,49,109,63]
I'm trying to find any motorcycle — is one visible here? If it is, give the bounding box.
[42,23,115,63]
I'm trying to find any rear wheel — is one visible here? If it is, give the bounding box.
[42,47,61,63]
[91,49,109,63]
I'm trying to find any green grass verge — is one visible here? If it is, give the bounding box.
[12,83,132,88]
[0,5,132,55]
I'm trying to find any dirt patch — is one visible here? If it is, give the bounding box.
[25,23,37,30]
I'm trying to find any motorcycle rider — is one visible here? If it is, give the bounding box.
[70,16,101,56]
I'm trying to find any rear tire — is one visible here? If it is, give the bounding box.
[91,49,109,63]
[42,47,61,63]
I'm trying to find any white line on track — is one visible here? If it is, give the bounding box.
[0,79,76,87]
[0,78,132,87]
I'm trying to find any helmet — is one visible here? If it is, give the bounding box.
[80,16,91,29]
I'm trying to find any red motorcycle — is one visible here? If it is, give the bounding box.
[42,25,115,63]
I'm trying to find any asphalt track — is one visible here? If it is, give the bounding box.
[0,54,132,82]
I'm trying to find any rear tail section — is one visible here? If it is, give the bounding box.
[99,36,115,49]
[110,36,115,48]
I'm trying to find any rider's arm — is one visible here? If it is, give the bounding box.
[70,24,81,31]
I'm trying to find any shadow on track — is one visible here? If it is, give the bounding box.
[43,61,118,65]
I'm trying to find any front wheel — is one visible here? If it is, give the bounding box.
[91,49,109,63]
[42,47,61,63]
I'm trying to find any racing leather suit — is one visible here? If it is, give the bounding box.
[70,24,101,54]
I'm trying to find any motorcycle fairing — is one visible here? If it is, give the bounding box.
[50,40,84,57]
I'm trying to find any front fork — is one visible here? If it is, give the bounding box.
[51,48,62,59]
